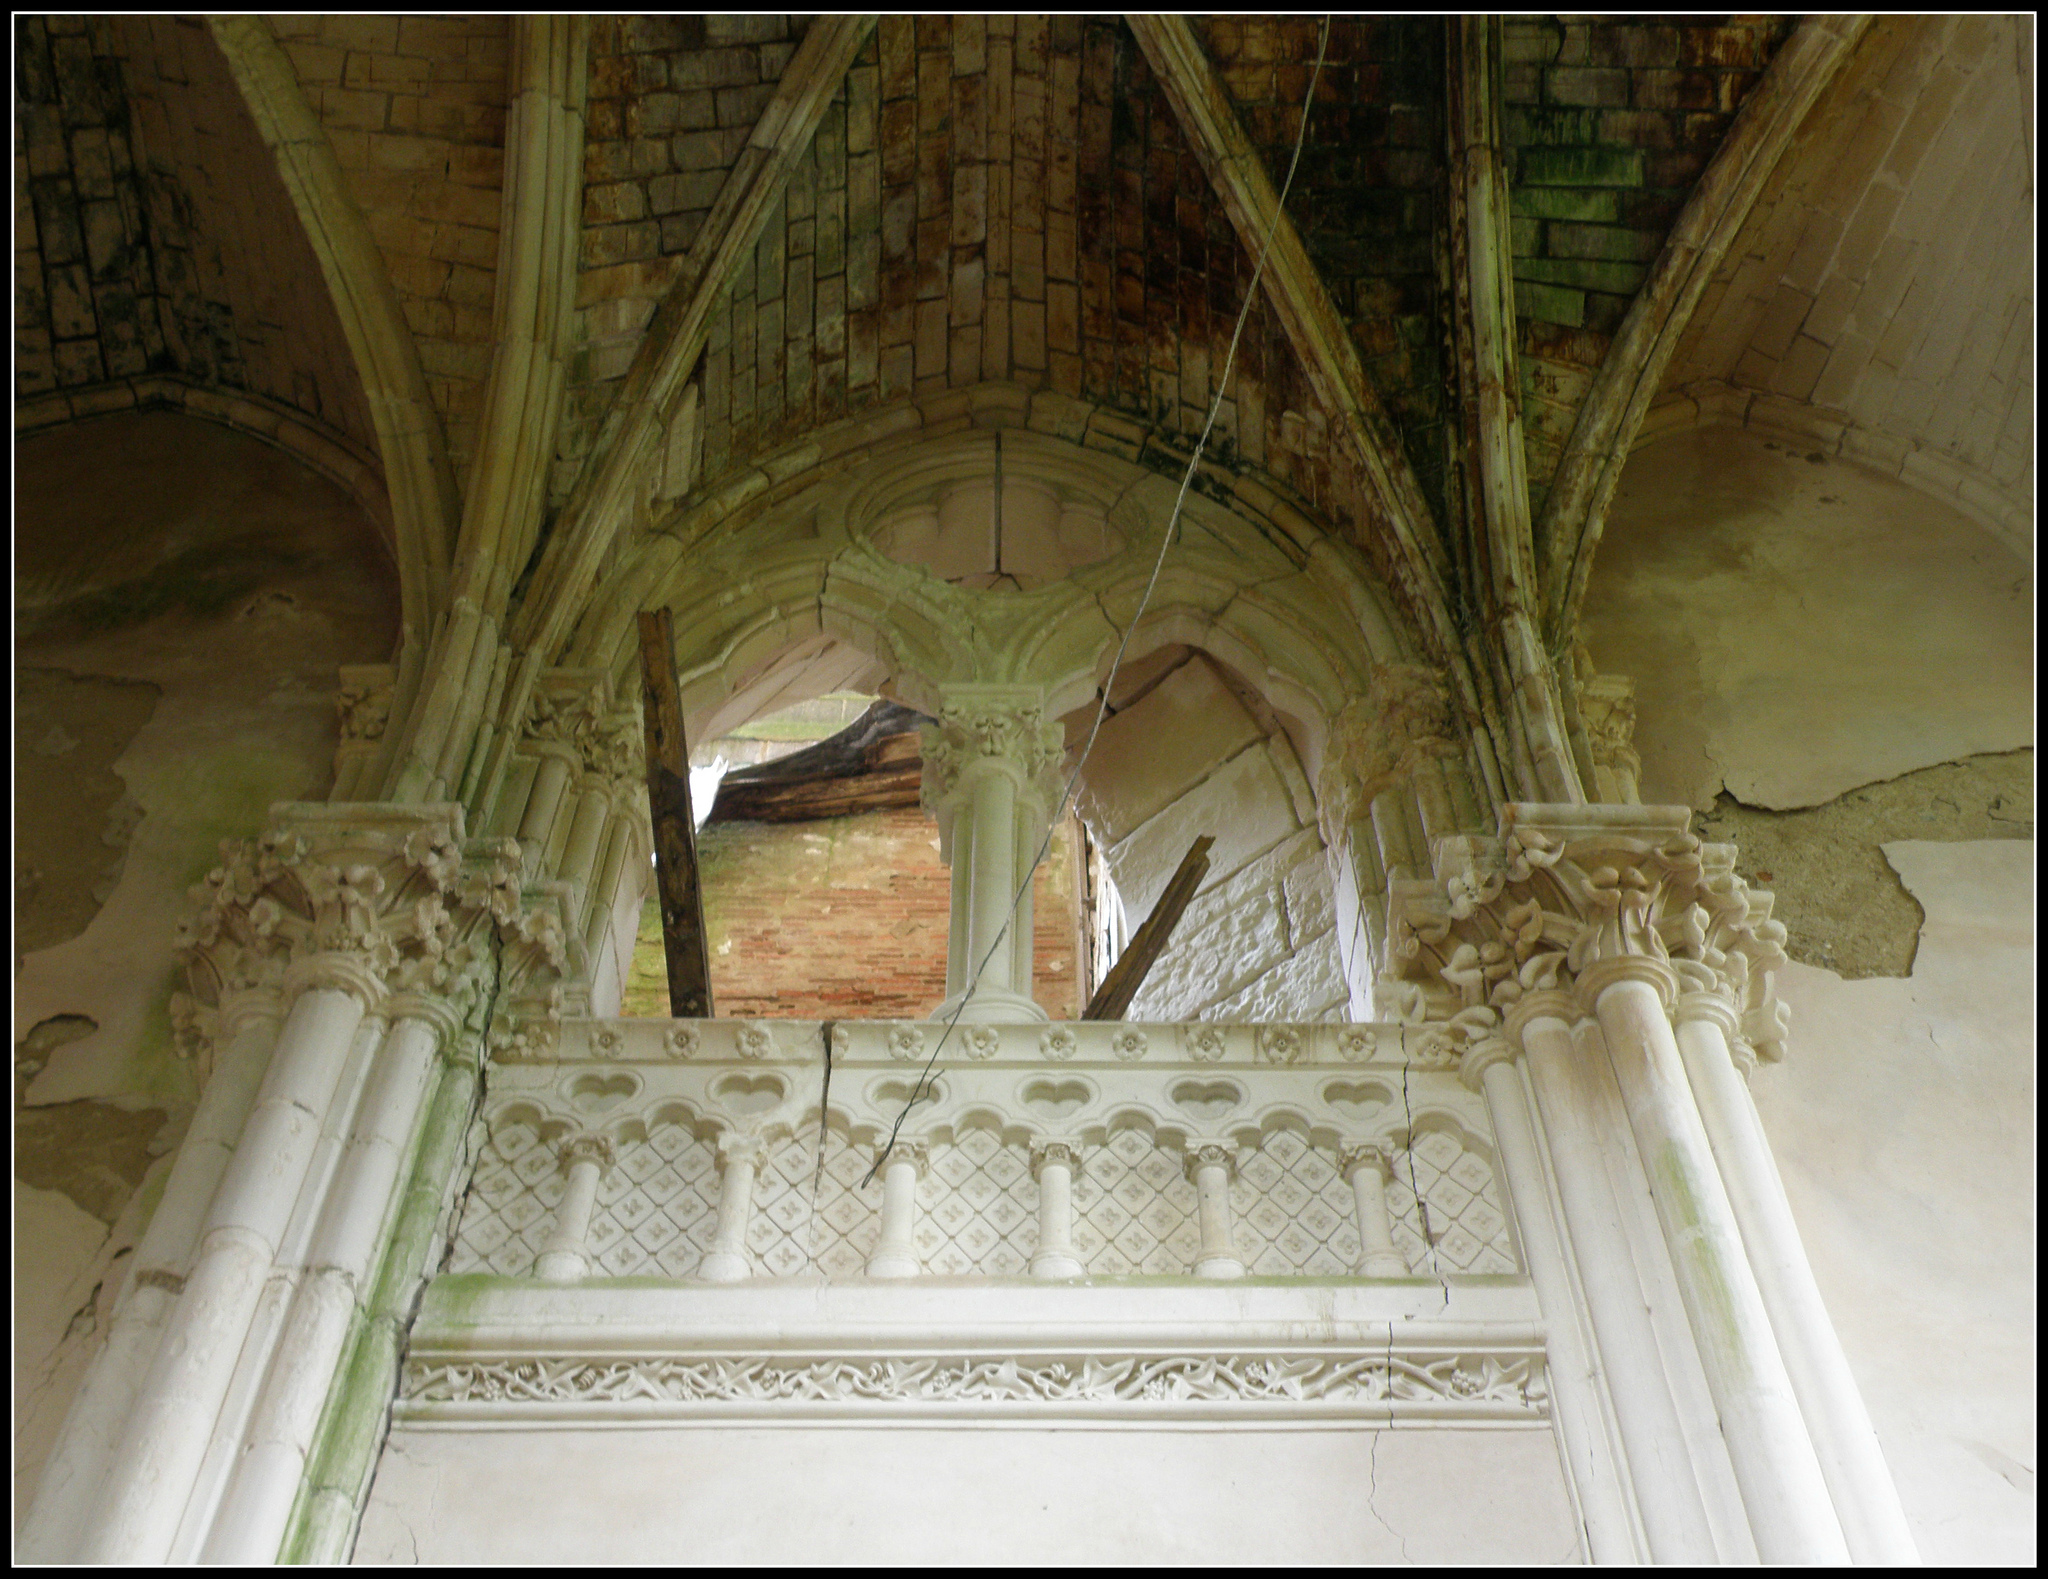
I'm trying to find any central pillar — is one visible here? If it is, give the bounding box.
[922,685,1062,1023]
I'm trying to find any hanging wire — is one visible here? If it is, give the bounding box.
[862,18,1337,1189]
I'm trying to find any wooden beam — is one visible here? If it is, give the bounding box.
[1539,15,1873,645]
[709,717,926,823]
[1082,836,1213,1021]
[1127,16,1459,662]
[637,608,715,1019]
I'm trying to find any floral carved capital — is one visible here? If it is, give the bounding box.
[1381,804,1793,1060]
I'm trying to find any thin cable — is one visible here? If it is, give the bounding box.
[866,19,1336,1186]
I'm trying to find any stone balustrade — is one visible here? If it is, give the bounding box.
[449,1017,1519,1284]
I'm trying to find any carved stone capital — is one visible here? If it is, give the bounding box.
[919,686,1064,823]
[716,1133,766,1169]
[335,663,397,742]
[1031,1140,1082,1177]
[176,805,581,1080]
[1384,802,1796,1060]
[1315,661,1458,844]
[560,1133,615,1173]
[1457,1036,1519,1092]
[1574,954,1678,1016]
[1183,1142,1237,1182]
[1502,988,1581,1046]
[1673,989,1745,1042]
[1339,1143,1396,1182]
[873,1139,928,1177]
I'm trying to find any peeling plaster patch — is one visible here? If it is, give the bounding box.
[15,1099,167,1227]
[1695,750,2031,978]
[14,668,161,964]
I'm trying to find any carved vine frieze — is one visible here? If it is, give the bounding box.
[398,1348,1547,1419]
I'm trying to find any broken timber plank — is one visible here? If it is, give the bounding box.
[1082,835,1214,1022]
[637,607,715,1019]
[707,701,929,823]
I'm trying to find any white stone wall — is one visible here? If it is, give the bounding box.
[1587,425,2035,1565]
[1075,654,1349,1023]
[354,1423,1581,1564]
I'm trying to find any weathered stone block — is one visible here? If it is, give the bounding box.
[1107,741,1302,918]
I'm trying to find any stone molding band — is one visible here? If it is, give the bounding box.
[396,1343,1549,1425]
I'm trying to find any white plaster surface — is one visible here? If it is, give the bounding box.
[12,412,398,1517]
[354,1423,1582,1565]
[1752,840,2035,1566]
[1583,426,2031,809]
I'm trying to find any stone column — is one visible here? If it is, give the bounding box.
[1582,957,1848,1564]
[16,990,283,1563]
[1507,990,1720,1564]
[1672,993,1920,1564]
[922,687,1062,1023]
[536,1134,614,1282]
[1339,1144,1413,1277]
[1185,1143,1244,1279]
[80,952,384,1565]
[1460,1036,1642,1565]
[1029,1142,1084,1279]
[866,1142,927,1279]
[700,1134,764,1283]
[201,995,457,1565]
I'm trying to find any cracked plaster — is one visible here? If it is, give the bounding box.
[12,409,398,1520]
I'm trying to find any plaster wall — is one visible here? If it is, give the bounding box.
[1585,423,2035,1565]
[12,410,399,1522]
[1075,654,1349,1023]
[353,1422,1582,1565]
[1583,426,2030,811]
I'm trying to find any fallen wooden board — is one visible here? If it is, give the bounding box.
[637,607,715,1019]
[707,701,929,823]
[1082,835,1214,1021]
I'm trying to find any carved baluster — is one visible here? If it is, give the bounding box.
[1341,1144,1412,1277]
[1029,1142,1084,1279]
[1184,1143,1244,1279]
[536,1135,614,1283]
[865,1141,927,1279]
[699,1134,764,1283]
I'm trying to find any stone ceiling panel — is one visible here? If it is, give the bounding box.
[1663,15,2032,543]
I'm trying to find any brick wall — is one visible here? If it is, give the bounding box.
[1199,16,1450,524]
[1503,16,1794,513]
[270,13,509,487]
[621,806,1084,1021]
[554,14,804,511]
[15,15,376,458]
[680,16,1429,638]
